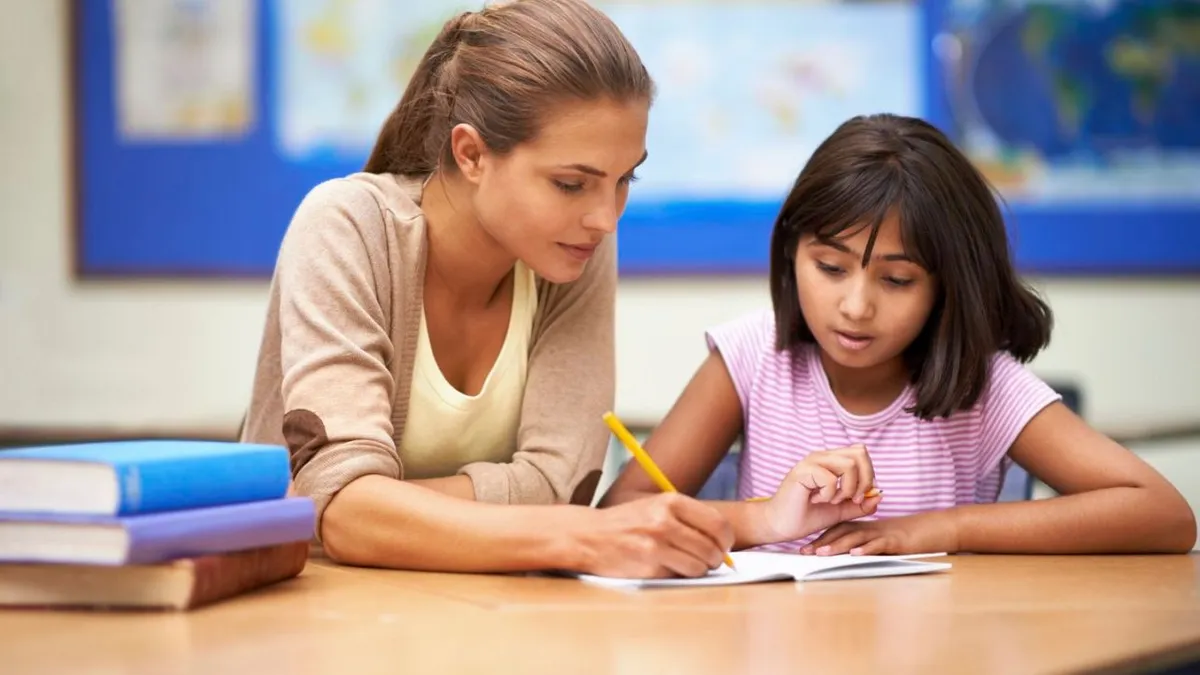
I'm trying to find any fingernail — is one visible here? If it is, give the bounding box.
[817,546,831,555]
[850,547,863,556]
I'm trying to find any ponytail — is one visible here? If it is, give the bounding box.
[362,12,473,175]
[361,0,653,179]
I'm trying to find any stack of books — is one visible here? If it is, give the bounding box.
[0,440,314,611]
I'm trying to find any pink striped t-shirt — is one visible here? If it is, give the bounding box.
[707,308,1061,552]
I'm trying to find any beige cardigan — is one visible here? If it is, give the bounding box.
[240,173,615,537]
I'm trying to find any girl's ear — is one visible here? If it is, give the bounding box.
[449,123,488,184]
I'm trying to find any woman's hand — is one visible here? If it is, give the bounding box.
[800,510,960,556]
[762,444,882,542]
[573,492,734,579]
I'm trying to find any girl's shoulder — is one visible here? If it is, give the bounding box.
[705,307,777,362]
[958,351,1062,440]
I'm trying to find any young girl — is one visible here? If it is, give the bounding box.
[602,113,1196,558]
[241,0,734,579]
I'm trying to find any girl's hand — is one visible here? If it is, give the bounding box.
[800,510,960,556]
[762,444,883,542]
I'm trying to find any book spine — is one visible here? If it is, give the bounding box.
[184,541,310,609]
[123,498,316,564]
[116,448,290,515]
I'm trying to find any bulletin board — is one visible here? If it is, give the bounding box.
[71,0,1200,278]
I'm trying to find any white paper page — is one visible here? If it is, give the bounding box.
[576,551,950,589]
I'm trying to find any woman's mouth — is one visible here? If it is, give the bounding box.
[559,243,598,261]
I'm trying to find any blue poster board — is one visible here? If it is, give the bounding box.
[73,0,1200,277]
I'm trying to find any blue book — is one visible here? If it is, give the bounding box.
[0,497,315,565]
[0,440,290,515]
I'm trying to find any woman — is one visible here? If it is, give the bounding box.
[241,0,733,579]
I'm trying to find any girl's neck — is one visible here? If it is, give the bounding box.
[818,349,910,416]
[420,171,517,309]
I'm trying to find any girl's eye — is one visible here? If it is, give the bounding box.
[618,173,640,186]
[554,180,584,193]
[816,261,844,276]
[884,276,914,287]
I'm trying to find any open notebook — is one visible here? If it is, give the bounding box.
[574,551,951,589]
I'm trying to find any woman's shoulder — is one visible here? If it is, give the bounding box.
[296,172,426,229]
[280,172,430,271]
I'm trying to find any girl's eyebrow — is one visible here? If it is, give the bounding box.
[811,237,912,263]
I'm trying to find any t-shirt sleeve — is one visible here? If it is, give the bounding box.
[977,352,1063,476]
[704,308,775,413]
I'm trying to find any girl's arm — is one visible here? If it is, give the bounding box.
[953,401,1196,553]
[601,351,743,503]
[599,351,878,549]
[807,402,1197,555]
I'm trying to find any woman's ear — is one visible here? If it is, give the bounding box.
[449,123,487,184]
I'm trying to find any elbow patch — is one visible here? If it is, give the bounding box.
[570,469,602,506]
[282,408,329,475]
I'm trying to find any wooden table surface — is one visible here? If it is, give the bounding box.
[2,553,1199,675]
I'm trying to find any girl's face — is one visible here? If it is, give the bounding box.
[793,212,937,373]
[466,97,649,284]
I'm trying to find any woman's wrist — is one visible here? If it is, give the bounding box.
[532,504,600,572]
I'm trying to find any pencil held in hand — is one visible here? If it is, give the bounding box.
[601,412,737,570]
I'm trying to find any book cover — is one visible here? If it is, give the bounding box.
[0,440,290,515]
[0,497,316,565]
[0,540,310,610]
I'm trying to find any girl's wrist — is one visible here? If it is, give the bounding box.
[740,498,788,547]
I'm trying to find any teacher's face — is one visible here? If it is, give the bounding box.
[466,97,649,284]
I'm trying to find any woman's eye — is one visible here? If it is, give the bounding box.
[816,261,844,275]
[554,180,584,193]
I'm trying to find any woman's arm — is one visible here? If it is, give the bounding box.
[408,476,476,500]
[321,475,734,576]
[322,476,578,570]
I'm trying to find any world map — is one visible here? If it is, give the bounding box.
[946,0,1200,202]
[273,0,921,200]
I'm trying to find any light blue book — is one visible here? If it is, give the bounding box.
[0,440,290,516]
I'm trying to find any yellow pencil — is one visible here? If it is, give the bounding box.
[602,411,737,570]
[745,488,882,503]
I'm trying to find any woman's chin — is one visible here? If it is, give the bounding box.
[527,254,588,285]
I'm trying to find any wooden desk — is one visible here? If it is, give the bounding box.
[2,554,1199,674]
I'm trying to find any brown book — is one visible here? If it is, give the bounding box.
[0,540,309,610]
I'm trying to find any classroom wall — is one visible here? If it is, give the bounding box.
[2,1,1199,446]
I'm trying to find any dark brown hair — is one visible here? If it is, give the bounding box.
[769,113,1053,420]
[364,0,654,176]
